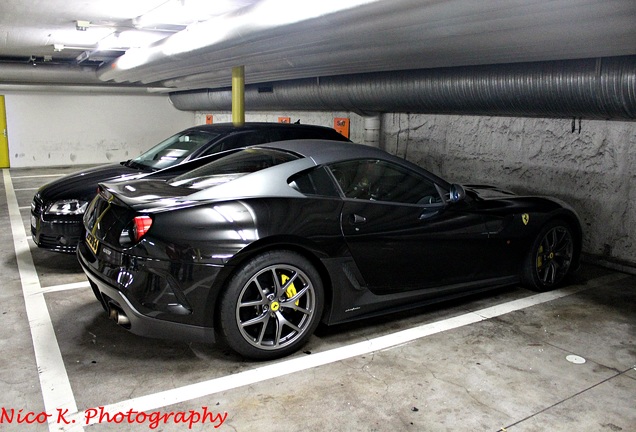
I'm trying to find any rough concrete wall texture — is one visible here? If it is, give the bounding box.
[381,113,635,267]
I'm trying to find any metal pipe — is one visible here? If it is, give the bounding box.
[169,56,636,120]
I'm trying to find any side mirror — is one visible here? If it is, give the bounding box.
[449,184,466,203]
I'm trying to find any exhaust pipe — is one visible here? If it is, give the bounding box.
[108,305,131,327]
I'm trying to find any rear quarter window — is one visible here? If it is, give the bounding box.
[288,167,340,197]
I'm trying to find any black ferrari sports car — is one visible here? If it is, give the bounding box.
[77,140,582,360]
[31,122,349,253]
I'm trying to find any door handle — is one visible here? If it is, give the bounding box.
[350,214,367,225]
[419,209,441,220]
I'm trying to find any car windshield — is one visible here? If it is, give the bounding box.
[168,148,299,190]
[129,130,221,171]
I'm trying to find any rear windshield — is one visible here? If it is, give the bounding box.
[168,148,298,189]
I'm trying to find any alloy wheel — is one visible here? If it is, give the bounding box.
[535,225,574,286]
[235,264,317,351]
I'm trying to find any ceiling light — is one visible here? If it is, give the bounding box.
[76,20,91,31]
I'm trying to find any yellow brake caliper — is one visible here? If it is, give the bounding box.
[537,245,544,269]
[281,274,299,306]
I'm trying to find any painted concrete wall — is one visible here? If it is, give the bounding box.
[4,92,195,168]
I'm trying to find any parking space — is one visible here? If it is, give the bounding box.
[2,167,635,432]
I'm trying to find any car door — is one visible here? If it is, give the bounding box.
[329,159,490,294]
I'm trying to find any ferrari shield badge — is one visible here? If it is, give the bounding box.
[522,213,530,226]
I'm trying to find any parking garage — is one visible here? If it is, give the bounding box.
[1,1,635,431]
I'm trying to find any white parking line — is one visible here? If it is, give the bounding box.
[11,174,65,179]
[41,281,91,294]
[3,169,83,432]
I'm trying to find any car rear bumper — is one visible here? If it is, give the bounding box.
[77,241,218,344]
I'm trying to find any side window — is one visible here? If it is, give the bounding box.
[288,167,340,197]
[328,159,441,205]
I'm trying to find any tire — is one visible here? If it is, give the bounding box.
[521,219,575,292]
[218,251,324,360]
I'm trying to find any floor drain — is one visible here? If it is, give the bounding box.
[566,354,586,364]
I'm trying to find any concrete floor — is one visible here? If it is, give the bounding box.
[1,166,635,432]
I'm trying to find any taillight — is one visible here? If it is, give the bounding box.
[132,216,153,242]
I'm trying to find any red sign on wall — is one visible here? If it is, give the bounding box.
[334,118,350,138]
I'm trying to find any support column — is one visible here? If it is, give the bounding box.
[363,114,381,147]
[232,66,245,126]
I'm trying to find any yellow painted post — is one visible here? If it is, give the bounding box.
[0,95,9,168]
[232,66,245,126]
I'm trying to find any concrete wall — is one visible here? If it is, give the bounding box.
[4,92,195,168]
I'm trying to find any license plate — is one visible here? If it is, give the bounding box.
[86,232,99,254]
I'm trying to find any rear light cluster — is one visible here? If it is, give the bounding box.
[132,216,153,242]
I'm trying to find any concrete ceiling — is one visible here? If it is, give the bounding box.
[0,0,635,92]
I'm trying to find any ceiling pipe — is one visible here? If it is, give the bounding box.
[0,62,102,85]
[0,62,171,93]
[168,57,636,120]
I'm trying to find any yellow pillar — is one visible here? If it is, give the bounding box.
[232,66,245,126]
[0,95,9,168]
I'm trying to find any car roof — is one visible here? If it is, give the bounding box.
[183,122,343,133]
[257,139,390,163]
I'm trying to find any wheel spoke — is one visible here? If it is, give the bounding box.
[240,298,267,308]
[281,302,311,315]
[285,283,310,304]
[240,312,269,329]
[275,312,301,339]
[271,268,284,296]
[256,314,271,344]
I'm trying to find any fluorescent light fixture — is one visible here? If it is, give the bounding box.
[116,0,380,70]
[97,30,167,51]
[161,0,380,56]
[51,27,114,48]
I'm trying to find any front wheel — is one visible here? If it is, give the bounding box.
[218,251,324,360]
[522,220,575,291]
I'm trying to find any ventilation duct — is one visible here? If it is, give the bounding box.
[169,57,636,120]
[0,63,165,93]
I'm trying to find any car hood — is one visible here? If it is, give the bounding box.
[36,163,146,203]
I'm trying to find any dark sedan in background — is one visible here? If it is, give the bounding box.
[31,122,349,252]
[77,140,582,360]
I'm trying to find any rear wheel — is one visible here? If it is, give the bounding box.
[218,251,324,360]
[522,220,574,291]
